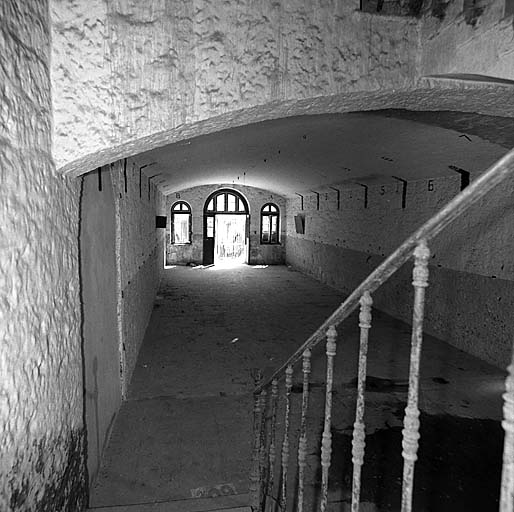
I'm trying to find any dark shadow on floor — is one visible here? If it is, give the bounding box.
[314,405,503,512]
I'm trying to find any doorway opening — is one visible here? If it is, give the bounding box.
[215,215,247,264]
[203,189,249,266]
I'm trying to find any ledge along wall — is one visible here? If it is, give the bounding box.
[166,184,286,266]
[286,170,514,370]
[79,159,166,490]
[110,158,166,397]
[80,168,120,489]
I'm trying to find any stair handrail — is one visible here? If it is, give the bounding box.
[255,146,514,394]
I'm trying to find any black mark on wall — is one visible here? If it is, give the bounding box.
[449,165,470,190]
[139,165,148,198]
[506,0,514,17]
[294,214,305,234]
[123,159,127,194]
[463,0,486,25]
[295,193,304,211]
[156,216,167,228]
[311,190,320,210]
[329,187,341,210]
[357,183,368,208]
[432,0,450,19]
[392,176,408,208]
[360,0,423,16]
[147,175,160,201]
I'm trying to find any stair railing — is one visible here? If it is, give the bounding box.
[249,147,514,512]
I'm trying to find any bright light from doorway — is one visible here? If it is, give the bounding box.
[211,260,246,270]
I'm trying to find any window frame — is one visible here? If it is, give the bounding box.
[170,201,192,244]
[204,189,249,215]
[260,203,280,245]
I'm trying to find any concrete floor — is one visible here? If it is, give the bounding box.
[88,264,507,512]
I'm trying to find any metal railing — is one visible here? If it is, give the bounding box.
[249,147,514,512]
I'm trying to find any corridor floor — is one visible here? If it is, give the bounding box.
[89,264,507,512]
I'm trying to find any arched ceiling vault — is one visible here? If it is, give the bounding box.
[133,110,514,197]
[61,79,514,196]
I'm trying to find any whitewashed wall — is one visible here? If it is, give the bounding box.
[1,1,86,509]
[286,170,514,368]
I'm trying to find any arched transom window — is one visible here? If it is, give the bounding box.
[171,201,192,244]
[205,190,248,213]
[260,203,280,244]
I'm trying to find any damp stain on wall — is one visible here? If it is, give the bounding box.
[8,429,87,512]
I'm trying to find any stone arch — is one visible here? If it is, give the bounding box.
[60,80,514,180]
[203,188,250,215]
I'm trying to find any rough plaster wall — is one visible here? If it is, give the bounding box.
[60,80,514,181]
[285,171,514,369]
[80,169,120,489]
[165,184,286,266]
[60,81,514,179]
[0,1,86,510]
[51,0,420,169]
[421,0,514,80]
[110,160,166,394]
[51,0,114,167]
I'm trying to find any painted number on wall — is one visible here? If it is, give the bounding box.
[428,180,434,192]
[176,193,181,198]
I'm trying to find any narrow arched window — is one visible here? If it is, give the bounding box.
[260,203,279,244]
[171,201,192,244]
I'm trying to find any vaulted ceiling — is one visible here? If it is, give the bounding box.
[133,110,513,197]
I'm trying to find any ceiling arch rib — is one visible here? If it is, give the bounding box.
[58,79,514,184]
[138,111,511,197]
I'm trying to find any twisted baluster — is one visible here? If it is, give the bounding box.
[351,292,373,512]
[258,388,268,510]
[401,240,430,512]
[250,386,265,511]
[265,379,279,512]
[500,362,514,512]
[320,326,338,512]
[297,348,312,512]
[280,365,294,511]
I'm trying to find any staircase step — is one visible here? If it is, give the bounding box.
[87,493,250,512]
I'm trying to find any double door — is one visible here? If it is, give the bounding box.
[203,214,249,265]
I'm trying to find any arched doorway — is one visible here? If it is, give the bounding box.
[203,189,249,265]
